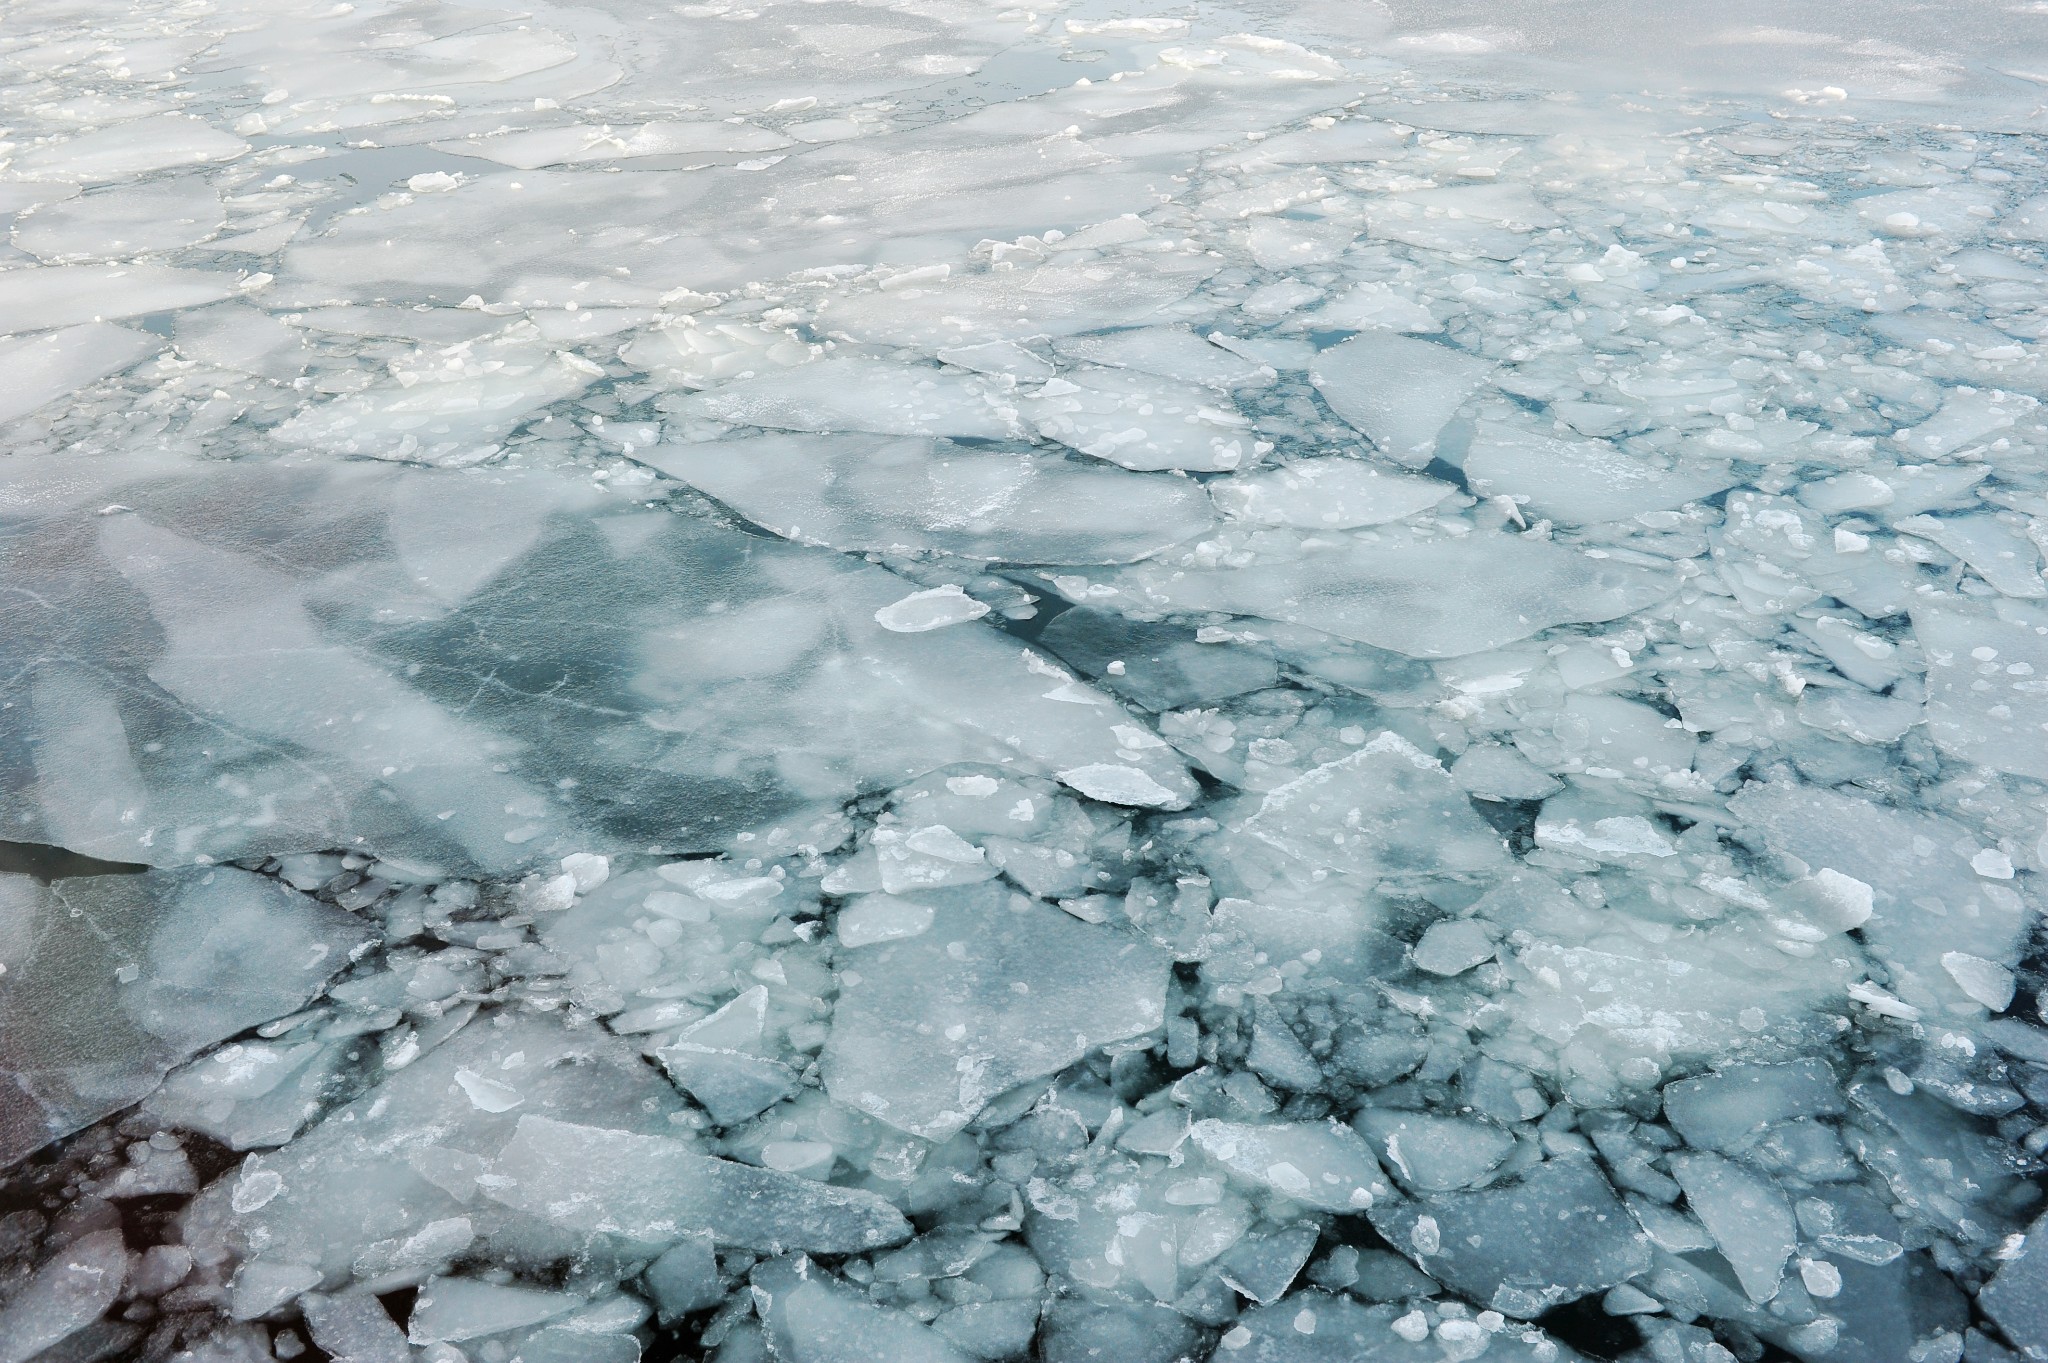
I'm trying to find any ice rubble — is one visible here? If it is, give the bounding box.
[5,0,2048,1359]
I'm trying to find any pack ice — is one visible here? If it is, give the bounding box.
[3,0,2048,1361]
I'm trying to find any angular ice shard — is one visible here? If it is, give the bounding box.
[824,882,1170,1138]
[0,867,370,1170]
[1049,327,1274,389]
[644,432,1214,563]
[272,338,592,467]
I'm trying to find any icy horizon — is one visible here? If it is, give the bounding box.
[3,0,2048,1360]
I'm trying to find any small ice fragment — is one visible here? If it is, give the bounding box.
[407,172,461,193]
[453,1069,523,1112]
[759,1140,835,1173]
[231,1168,284,1214]
[837,894,936,948]
[1972,849,2016,879]
[1799,1258,1843,1298]
[873,585,991,632]
[560,853,610,893]
[1391,1310,1430,1342]
[1807,869,1875,929]
[1055,764,1180,807]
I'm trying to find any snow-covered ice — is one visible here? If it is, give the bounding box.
[5,0,2048,1360]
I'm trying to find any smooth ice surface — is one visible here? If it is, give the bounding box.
[6,0,2048,1360]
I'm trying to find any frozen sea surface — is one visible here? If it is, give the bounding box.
[4,0,2048,1359]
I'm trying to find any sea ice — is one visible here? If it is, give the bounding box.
[5,0,2048,1359]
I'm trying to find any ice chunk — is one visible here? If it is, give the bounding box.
[174,304,309,381]
[645,1235,722,1321]
[1981,1209,2048,1361]
[644,433,1214,564]
[655,987,799,1125]
[0,867,370,1170]
[436,120,791,170]
[1941,952,2016,1011]
[1209,460,1454,529]
[0,323,158,426]
[753,1257,974,1363]
[1449,744,1562,802]
[1461,421,1735,523]
[690,357,1021,440]
[1247,999,1324,1091]
[1898,514,2045,598]
[0,263,232,333]
[1354,1111,1514,1191]
[1054,763,1183,807]
[1914,602,2048,780]
[1026,367,1255,471]
[1662,1061,1845,1152]
[1244,732,1508,883]
[12,178,224,261]
[1369,1158,1651,1316]
[1095,525,1672,657]
[1188,1119,1389,1212]
[1671,1154,1796,1302]
[0,1230,127,1363]
[272,340,591,466]
[300,1293,412,1363]
[408,1278,579,1344]
[485,1115,911,1252]
[7,115,246,182]
[1051,327,1273,389]
[1310,332,1494,466]
[1409,919,1498,976]
[836,894,936,948]
[824,882,1170,1138]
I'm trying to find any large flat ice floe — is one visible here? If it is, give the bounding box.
[4,0,2048,1361]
